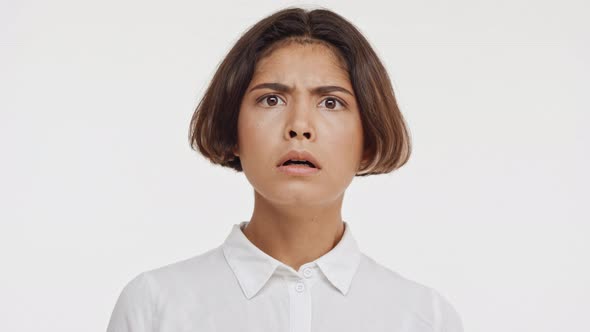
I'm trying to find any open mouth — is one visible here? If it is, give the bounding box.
[280,159,317,168]
[276,149,321,171]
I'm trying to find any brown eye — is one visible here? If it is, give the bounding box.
[266,95,278,106]
[321,97,345,110]
[258,94,285,107]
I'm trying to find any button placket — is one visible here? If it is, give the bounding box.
[288,277,311,332]
[295,280,305,292]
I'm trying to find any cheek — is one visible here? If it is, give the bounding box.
[238,109,258,141]
[326,118,364,161]
[238,113,279,159]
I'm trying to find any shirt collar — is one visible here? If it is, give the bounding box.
[221,221,362,300]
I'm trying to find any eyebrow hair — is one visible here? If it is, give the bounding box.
[248,82,354,96]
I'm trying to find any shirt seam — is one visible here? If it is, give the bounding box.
[141,271,158,332]
[429,286,442,332]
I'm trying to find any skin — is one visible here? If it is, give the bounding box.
[233,41,368,272]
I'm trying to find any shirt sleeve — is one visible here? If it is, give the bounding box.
[430,288,464,332]
[106,272,155,332]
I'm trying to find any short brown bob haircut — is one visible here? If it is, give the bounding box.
[189,6,411,176]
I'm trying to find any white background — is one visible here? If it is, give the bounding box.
[1,0,588,331]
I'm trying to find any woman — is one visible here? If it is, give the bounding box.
[107,6,464,332]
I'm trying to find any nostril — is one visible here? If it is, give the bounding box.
[288,131,311,139]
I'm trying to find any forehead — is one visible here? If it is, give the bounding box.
[251,42,350,84]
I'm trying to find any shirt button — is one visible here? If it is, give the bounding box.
[295,281,305,292]
[303,267,313,278]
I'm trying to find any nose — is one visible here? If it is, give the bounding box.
[284,100,315,141]
[288,129,311,139]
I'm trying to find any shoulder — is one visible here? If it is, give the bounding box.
[147,245,224,279]
[140,245,230,295]
[107,246,227,332]
[356,252,464,332]
[357,252,431,299]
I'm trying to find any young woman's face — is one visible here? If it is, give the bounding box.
[234,42,365,206]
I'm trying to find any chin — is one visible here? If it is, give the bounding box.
[263,187,340,206]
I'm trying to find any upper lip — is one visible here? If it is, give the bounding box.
[277,149,321,169]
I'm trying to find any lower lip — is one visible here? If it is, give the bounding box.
[277,165,321,176]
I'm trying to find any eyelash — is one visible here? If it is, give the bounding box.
[256,94,347,110]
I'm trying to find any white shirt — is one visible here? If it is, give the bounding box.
[107,221,464,332]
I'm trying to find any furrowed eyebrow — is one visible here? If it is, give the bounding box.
[248,82,354,96]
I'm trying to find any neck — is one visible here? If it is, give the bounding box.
[242,189,346,272]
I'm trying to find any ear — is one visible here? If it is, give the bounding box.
[232,144,239,157]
